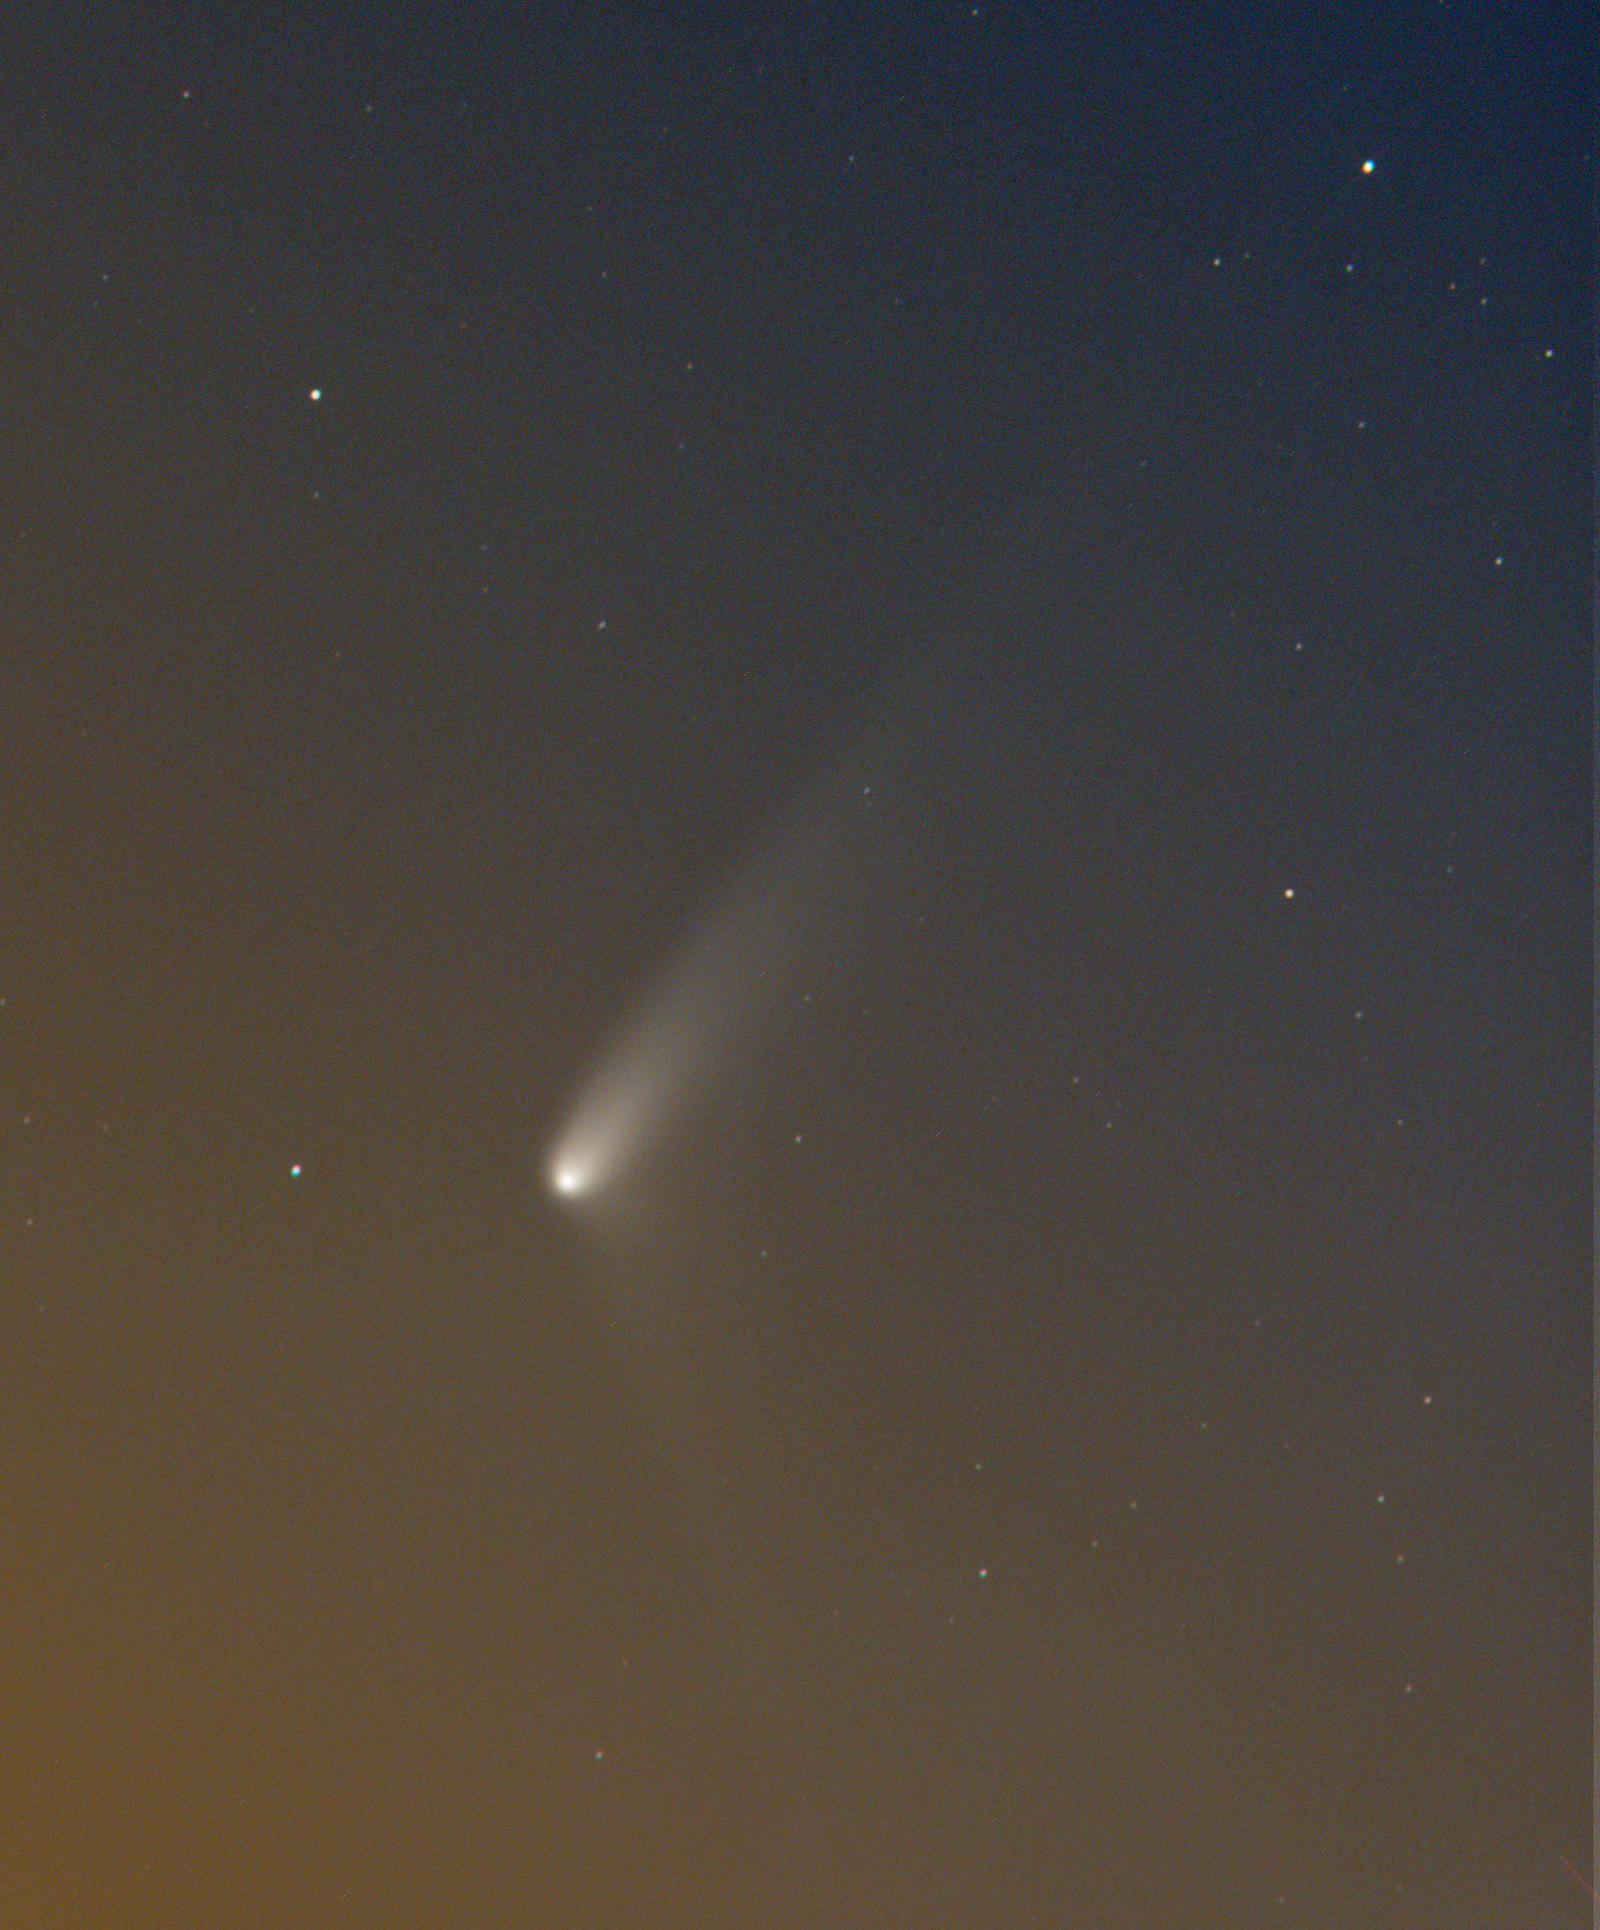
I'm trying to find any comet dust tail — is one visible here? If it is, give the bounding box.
[543,705,928,1211]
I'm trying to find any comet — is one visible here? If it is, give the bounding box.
[543,697,934,1209]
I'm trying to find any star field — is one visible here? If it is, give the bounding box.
[0,6,1591,1926]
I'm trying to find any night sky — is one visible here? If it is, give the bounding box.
[3,6,1592,1925]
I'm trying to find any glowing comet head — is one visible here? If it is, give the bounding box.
[544,978,713,1208]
